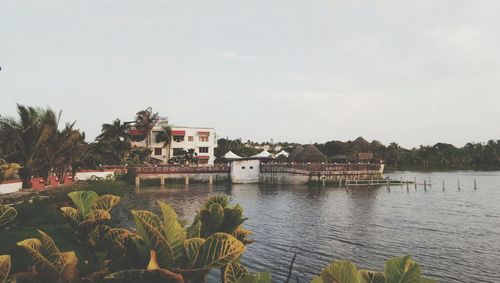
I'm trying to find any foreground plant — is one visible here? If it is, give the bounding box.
[60,191,121,273]
[0,205,17,283]
[17,230,78,283]
[311,256,436,283]
[106,198,248,283]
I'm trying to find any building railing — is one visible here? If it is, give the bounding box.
[130,165,230,175]
[260,163,382,174]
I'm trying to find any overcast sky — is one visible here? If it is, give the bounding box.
[1,0,499,148]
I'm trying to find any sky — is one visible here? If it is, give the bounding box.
[1,0,500,148]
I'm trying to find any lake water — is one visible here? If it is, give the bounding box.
[114,171,500,283]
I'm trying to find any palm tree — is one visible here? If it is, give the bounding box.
[134,107,159,163]
[0,105,51,188]
[96,119,131,164]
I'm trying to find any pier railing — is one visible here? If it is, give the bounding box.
[130,165,230,175]
[260,163,382,175]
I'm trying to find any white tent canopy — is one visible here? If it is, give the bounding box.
[223,150,242,160]
[275,150,289,158]
[251,150,274,158]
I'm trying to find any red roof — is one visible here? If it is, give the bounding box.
[129,129,144,135]
[172,130,186,136]
[198,131,210,135]
[197,156,210,159]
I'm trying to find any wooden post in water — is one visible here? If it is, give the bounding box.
[424,179,427,190]
[406,181,409,190]
[458,180,461,190]
[474,179,477,190]
[414,177,417,190]
[442,180,445,191]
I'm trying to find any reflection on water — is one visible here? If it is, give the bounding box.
[114,171,500,283]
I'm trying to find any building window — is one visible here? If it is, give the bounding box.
[198,159,208,165]
[199,147,209,153]
[188,136,194,142]
[250,166,253,169]
[241,166,245,169]
[173,136,184,142]
[199,135,209,142]
[154,148,162,156]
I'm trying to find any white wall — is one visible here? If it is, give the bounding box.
[75,171,115,181]
[231,159,261,183]
[0,181,22,194]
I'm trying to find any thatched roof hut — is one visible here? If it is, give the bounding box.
[295,144,327,162]
[288,145,304,160]
[352,137,370,150]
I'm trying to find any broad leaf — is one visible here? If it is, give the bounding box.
[60,252,78,283]
[68,191,99,219]
[234,272,271,283]
[0,255,11,283]
[359,270,385,283]
[106,268,184,283]
[224,262,248,283]
[318,261,361,283]
[186,221,201,239]
[183,238,205,264]
[132,210,175,269]
[38,230,63,268]
[17,238,59,279]
[158,201,186,265]
[200,203,224,237]
[204,195,228,209]
[221,205,246,233]
[384,256,421,283]
[0,205,17,229]
[60,207,80,225]
[190,233,245,270]
[93,194,121,211]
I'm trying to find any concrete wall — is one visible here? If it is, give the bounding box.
[231,160,261,183]
[75,171,116,181]
[0,180,22,194]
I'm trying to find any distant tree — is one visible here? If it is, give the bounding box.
[134,107,159,160]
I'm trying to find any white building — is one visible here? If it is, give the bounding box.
[130,117,217,165]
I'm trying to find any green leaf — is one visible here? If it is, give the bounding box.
[68,191,98,219]
[158,201,186,266]
[183,238,205,264]
[60,207,80,226]
[0,255,11,283]
[224,262,248,283]
[384,256,421,283]
[318,261,361,283]
[93,194,121,212]
[234,272,271,283]
[17,238,59,279]
[38,230,63,269]
[0,205,17,229]
[221,205,246,234]
[203,195,229,210]
[359,270,385,283]
[200,204,224,237]
[132,210,175,269]
[190,233,245,270]
[186,221,201,239]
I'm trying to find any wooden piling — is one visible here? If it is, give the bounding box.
[458,180,461,190]
[474,179,477,190]
[442,180,445,191]
[424,179,427,190]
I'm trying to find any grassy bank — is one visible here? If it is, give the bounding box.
[0,180,132,273]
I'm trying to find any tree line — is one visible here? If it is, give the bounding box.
[0,105,169,188]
